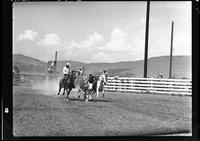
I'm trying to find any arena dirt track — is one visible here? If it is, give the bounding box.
[13,84,191,136]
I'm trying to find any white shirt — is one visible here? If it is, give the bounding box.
[99,74,107,83]
[79,70,83,75]
[63,66,70,74]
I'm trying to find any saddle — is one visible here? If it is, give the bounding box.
[63,74,70,83]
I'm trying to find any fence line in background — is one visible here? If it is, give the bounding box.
[104,77,192,96]
[13,74,192,96]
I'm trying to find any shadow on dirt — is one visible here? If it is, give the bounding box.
[66,98,113,103]
[88,99,113,103]
[66,98,83,102]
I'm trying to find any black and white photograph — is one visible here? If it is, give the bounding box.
[11,1,192,137]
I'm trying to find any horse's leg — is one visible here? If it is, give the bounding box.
[85,92,89,102]
[88,90,92,100]
[89,94,92,100]
[63,85,66,95]
[58,83,61,95]
[96,82,100,98]
[77,89,81,99]
[62,79,65,95]
[102,84,105,97]
[87,90,91,101]
[62,89,65,95]
[65,88,69,100]
[66,88,71,100]
[102,89,105,97]
[97,89,99,98]
[83,91,87,102]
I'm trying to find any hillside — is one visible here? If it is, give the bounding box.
[13,54,47,74]
[13,54,191,79]
[85,56,191,78]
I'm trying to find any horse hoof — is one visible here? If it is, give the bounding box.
[57,93,59,95]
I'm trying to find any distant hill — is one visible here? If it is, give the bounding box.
[13,54,47,74]
[13,54,191,79]
[85,56,191,79]
[13,54,46,66]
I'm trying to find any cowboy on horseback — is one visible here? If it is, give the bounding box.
[101,70,108,84]
[58,62,74,99]
[96,70,108,98]
[63,62,71,83]
[87,74,96,90]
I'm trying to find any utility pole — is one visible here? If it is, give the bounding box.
[54,51,57,64]
[169,21,174,79]
[54,51,58,72]
[144,1,150,78]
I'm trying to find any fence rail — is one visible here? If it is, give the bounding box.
[104,77,192,96]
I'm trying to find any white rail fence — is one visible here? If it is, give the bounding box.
[104,77,192,96]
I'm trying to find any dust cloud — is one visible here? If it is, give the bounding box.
[31,77,78,96]
[31,77,60,95]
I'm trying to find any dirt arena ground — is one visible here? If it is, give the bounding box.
[13,80,192,136]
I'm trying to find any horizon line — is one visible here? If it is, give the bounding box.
[13,53,191,64]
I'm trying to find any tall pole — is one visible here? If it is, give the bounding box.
[144,1,150,78]
[169,21,174,79]
[54,51,58,71]
[55,51,57,63]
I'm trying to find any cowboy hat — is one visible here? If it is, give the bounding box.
[66,62,70,66]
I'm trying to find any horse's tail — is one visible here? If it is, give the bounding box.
[58,79,61,89]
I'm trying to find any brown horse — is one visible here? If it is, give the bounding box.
[57,71,76,100]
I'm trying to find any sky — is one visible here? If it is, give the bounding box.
[13,1,191,63]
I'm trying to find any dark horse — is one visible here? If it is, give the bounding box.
[57,71,76,100]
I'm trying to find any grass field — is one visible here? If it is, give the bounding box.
[13,82,192,136]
